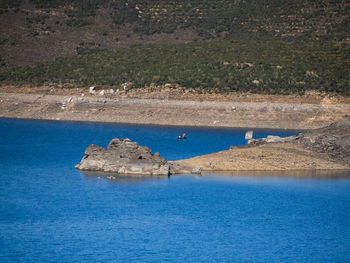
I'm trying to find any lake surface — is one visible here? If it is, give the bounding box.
[1,118,350,262]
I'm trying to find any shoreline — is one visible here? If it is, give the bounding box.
[1,91,350,129]
[202,169,350,177]
[171,142,350,173]
[0,116,304,132]
[74,142,350,174]
[172,116,350,172]
[1,90,349,172]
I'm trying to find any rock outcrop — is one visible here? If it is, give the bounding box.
[294,115,350,165]
[247,135,296,145]
[246,116,350,165]
[75,138,170,176]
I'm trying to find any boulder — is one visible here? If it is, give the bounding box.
[247,135,295,145]
[89,86,96,94]
[191,166,202,175]
[245,130,253,140]
[121,82,133,91]
[75,138,170,176]
[266,135,292,143]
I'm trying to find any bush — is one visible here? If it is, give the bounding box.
[66,19,92,27]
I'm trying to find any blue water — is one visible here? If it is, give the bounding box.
[1,118,350,262]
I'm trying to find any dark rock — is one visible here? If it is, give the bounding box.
[294,116,350,165]
[85,144,106,155]
[75,138,170,176]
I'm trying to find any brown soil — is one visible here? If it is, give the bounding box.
[172,116,350,172]
[171,142,349,172]
[1,86,350,130]
[1,85,349,104]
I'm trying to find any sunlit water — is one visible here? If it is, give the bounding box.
[1,118,349,262]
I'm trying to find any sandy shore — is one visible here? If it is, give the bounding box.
[171,116,350,172]
[170,142,349,172]
[1,90,350,129]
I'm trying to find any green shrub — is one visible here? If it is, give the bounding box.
[1,38,349,96]
[66,18,92,27]
[0,0,22,9]
[25,0,349,41]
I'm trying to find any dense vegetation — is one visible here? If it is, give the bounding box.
[1,38,349,95]
[1,0,349,40]
[0,0,349,95]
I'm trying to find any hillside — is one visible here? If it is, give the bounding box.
[0,0,349,95]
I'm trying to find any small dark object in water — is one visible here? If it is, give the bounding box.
[178,133,187,140]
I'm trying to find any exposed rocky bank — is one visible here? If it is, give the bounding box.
[295,116,350,166]
[1,87,350,129]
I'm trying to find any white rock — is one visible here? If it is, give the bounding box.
[109,89,114,94]
[266,135,293,143]
[122,82,133,91]
[118,166,126,174]
[191,166,202,174]
[99,90,105,96]
[89,86,96,94]
[245,130,253,140]
[247,139,255,144]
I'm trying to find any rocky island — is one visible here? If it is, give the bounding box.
[75,138,170,176]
